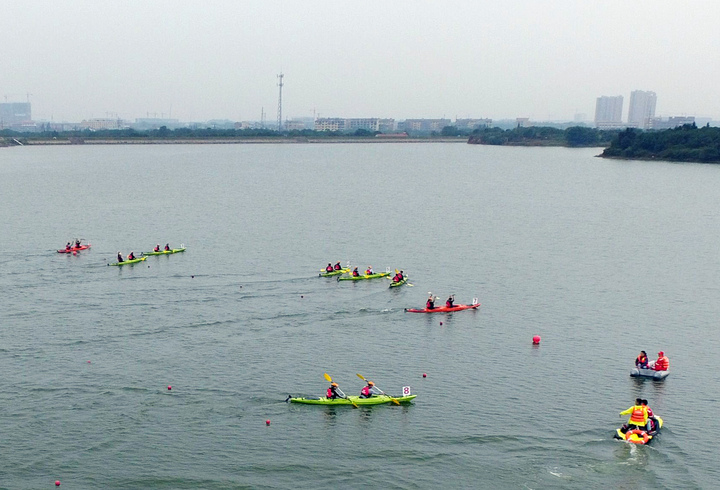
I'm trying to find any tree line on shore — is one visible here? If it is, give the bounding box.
[600,124,720,163]
[467,126,616,147]
[3,124,719,163]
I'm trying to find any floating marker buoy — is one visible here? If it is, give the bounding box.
[532,335,541,345]
[422,373,427,378]
[55,481,61,487]
[439,322,443,325]
[87,360,91,364]
[167,385,172,390]
[301,295,303,298]
[266,420,271,426]
[191,275,194,279]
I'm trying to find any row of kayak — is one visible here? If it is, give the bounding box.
[318,264,480,312]
[109,248,186,266]
[319,266,408,288]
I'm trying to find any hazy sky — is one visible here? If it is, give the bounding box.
[2,0,719,123]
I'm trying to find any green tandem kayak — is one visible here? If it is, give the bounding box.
[143,248,186,256]
[389,276,408,288]
[289,394,417,405]
[108,256,147,266]
[319,267,350,277]
[338,272,390,281]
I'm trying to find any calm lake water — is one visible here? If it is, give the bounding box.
[1,143,719,488]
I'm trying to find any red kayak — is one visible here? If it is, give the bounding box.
[57,244,91,253]
[405,303,480,313]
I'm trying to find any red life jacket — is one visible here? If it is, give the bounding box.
[426,300,434,309]
[326,266,333,272]
[154,246,160,252]
[446,301,453,308]
[352,270,359,277]
[655,356,669,371]
[361,386,371,396]
[165,245,170,251]
[630,406,646,424]
[334,264,341,270]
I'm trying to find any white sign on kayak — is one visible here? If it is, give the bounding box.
[402,386,411,396]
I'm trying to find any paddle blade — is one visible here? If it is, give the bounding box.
[323,373,332,382]
[356,373,365,381]
[392,399,401,406]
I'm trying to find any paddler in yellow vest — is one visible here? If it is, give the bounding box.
[620,398,648,430]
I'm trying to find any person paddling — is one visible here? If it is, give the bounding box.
[446,294,455,308]
[154,244,161,252]
[75,239,81,248]
[365,266,374,275]
[325,263,334,273]
[393,270,404,282]
[426,293,436,310]
[66,242,72,251]
[359,380,383,399]
[327,382,347,400]
[352,267,360,277]
[127,251,136,260]
[334,262,342,271]
[164,243,170,251]
[117,252,124,263]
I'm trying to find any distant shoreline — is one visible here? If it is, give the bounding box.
[2,137,468,147]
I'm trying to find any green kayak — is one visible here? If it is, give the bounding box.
[289,394,417,405]
[338,272,390,281]
[143,248,186,256]
[389,276,408,288]
[319,267,350,277]
[108,256,147,266]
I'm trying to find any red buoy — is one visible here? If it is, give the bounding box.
[167,385,172,390]
[532,335,541,345]
[422,373,427,378]
[55,481,61,487]
[266,420,271,426]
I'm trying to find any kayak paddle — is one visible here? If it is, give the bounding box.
[324,373,357,407]
[356,373,400,405]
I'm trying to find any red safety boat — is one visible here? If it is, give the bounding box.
[57,244,91,253]
[405,302,480,313]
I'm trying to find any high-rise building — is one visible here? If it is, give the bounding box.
[594,96,623,128]
[0,102,32,128]
[627,90,657,129]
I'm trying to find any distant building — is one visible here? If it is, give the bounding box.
[627,90,657,129]
[647,116,695,130]
[455,118,492,130]
[594,96,624,128]
[314,117,395,132]
[133,118,181,130]
[399,118,452,133]
[79,118,125,130]
[378,118,396,132]
[314,118,346,131]
[0,102,32,128]
[284,119,306,131]
[516,117,530,128]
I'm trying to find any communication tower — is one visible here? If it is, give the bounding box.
[277,73,284,131]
